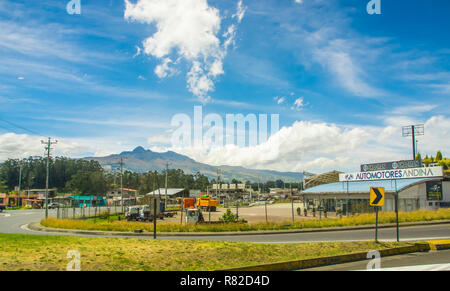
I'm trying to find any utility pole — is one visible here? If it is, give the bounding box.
[120,158,124,213]
[41,137,57,219]
[217,168,221,205]
[18,160,23,207]
[165,162,169,210]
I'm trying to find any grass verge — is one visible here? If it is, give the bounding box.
[0,233,411,271]
[41,209,450,233]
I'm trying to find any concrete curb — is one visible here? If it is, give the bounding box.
[219,243,432,271]
[28,219,450,237]
[426,240,450,251]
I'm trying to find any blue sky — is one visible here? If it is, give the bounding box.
[0,0,449,173]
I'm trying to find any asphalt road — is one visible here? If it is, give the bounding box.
[302,249,450,271]
[1,209,450,244]
[2,209,450,270]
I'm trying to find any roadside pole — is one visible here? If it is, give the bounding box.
[395,179,399,242]
[346,181,349,217]
[236,202,239,221]
[120,158,124,214]
[291,198,295,222]
[18,161,22,207]
[265,200,268,223]
[180,208,183,224]
[153,198,157,239]
[319,199,322,220]
[370,187,385,244]
[375,206,379,243]
[165,163,169,211]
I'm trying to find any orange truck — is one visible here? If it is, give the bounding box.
[196,195,218,212]
[182,198,196,209]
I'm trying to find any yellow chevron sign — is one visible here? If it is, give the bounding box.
[370,187,385,206]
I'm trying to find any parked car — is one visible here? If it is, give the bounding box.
[48,202,61,209]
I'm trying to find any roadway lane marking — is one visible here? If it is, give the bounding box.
[362,263,450,271]
[248,237,450,244]
[20,224,37,232]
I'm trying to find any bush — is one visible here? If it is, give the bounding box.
[98,211,110,220]
[219,209,237,222]
[42,209,450,233]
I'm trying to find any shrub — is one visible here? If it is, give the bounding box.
[42,209,450,233]
[98,211,110,220]
[219,209,237,222]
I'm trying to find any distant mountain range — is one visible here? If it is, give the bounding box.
[84,146,311,182]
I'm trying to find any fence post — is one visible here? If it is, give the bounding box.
[153,198,157,239]
[291,199,294,222]
[265,201,268,223]
[180,207,183,224]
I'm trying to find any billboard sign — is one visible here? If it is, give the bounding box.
[426,181,443,201]
[339,166,443,182]
[361,160,422,172]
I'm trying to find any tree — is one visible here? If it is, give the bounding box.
[415,153,422,160]
[275,179,284,188]
[66,170,108,195]
[0,180,7,193]
[438,160,448,170]
[436,151,443,161]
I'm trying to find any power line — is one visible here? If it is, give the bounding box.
[0,118,41,136]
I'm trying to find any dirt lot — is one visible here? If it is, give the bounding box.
[160,202,337,224]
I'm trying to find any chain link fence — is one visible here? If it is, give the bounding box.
[54,203,123,220]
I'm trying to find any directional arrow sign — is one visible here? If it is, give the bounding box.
[370,187,385,206]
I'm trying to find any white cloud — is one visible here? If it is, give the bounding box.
[133,45,142,58]
[1,115,448,173]
[313,40,385,98]
[0,132,152,161]
[158,115,450,173]
[390,104,437,115]
[274,96,285,104]
[147,134,172,145]
[0,133,88,161]
[291,97,305,110]
[124,0,246,103]
[154,58,177,79]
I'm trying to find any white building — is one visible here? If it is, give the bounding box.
[300,177,450,213]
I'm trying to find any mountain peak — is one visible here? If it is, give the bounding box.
[132,146,147,153]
